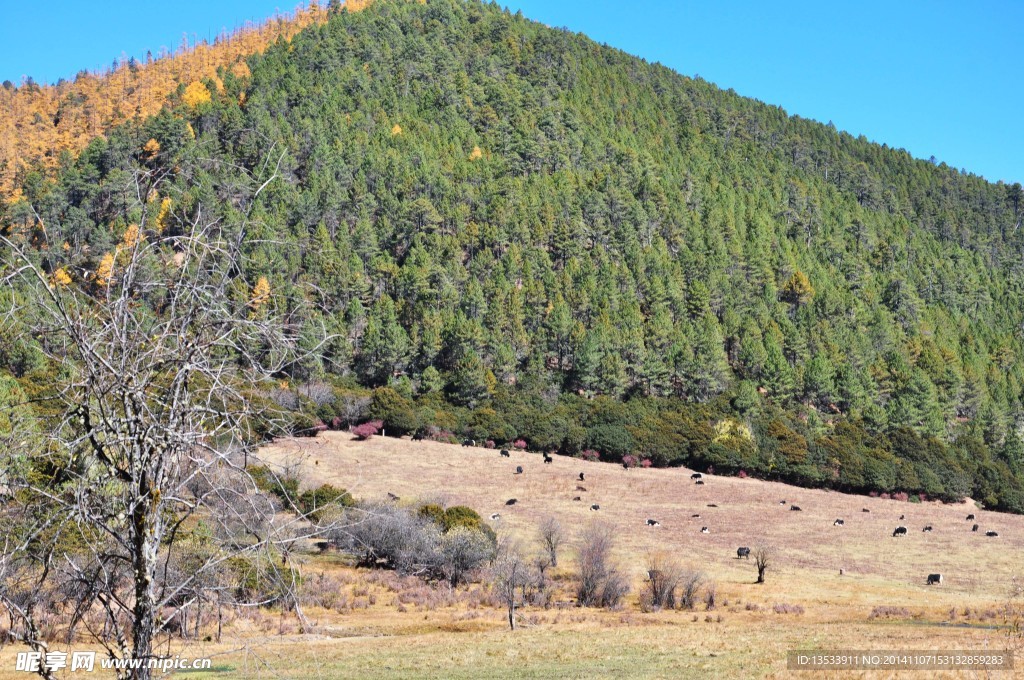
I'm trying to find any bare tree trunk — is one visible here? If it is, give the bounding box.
[131,501,158,680]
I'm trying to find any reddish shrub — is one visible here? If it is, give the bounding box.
[869,491,879,498]
[880,492,890,500]
[352,419,383,440]
[737,469,748,479]
[484,440,496,449]
[580,449,600,462]
[622,454,637,468]
[706,465,715,474]
[919,493,927,502]
[640,458,653,468]
[892,491,909,502]
[512,439,528,450]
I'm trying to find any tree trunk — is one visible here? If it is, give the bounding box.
[507,604,515,631]
[130,496,158,680]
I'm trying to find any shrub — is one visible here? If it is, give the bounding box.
[485,440,496,449]
[587,424,635,460]
[580,449,600,462]
[370,388,419,436]
[298,484,354,521]
[640,458,653,468]
[622,454,637,468]
[868,606,911,620]
[418,503,446,526]
[352,419,383,440]
[576,522,629,608]
[248,465,299,505]
[772,603,805,615]
[737,469,748,479]
[892,491,909,502]
[513,439,528,450]
[644,553,682,610]
[679,569,707,610]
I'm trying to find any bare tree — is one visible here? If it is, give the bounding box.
[754,545,776,584]
[678,568,707,610]
[644,552,682,610]
[492,542,530,631]
[575,522,629,608]
[0,159,336,678]
[537,516,565,567]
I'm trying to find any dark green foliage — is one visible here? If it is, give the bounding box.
[5,0,1024,512]
[249,466,300,505]
[298,484,355,521]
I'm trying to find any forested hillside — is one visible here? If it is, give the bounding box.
[4,0,1024,510]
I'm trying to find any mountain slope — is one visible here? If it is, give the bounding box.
[0,1,382,199]
[3,0,1024,510]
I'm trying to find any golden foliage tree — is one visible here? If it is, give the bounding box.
[182,81,212,108]
[781,270,814,306]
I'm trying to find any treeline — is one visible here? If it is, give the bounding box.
[2,0,1024,510]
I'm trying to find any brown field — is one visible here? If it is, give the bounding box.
[5,433,1022,679]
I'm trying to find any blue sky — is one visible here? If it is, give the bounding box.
[1,1,1020,184]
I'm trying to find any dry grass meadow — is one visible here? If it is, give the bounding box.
[6,433,1022,679]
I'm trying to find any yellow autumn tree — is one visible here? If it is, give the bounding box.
[155,197,172,232]
[50,268,72,288]
[469,145,483,161]
[182,81,212,108]
[143,138,161,159]
[95,253,115,287]
[249,276,272,311]
[120,224,143,250]
[391,124,403,136]
[781,270,814,306]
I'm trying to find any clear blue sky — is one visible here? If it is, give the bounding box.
[1,1,1020,184]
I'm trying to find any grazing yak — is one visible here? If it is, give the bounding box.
[972,524,979,532]
[505,499,518,506]
[966,514,976,521]
[922,525,933,532]
[700,527,710,533]
[833,519,845,527]
[893,526,908,537]
[779,500,787,505]
[691,473,703,480]
[707,504,718,508]
[927,573,943,585]
[572,496,582,501]
[590,504,601,511]
[411,431,424,441]
[578,472,585,481]
[515,466,523,474]
[862,508,870,513]
[490,513,501,521]
[790,505,802,512]
[899,514,905,520]
[543,453,553,464]
[986,531,999,537]
[692,514,701,518]
[646,519,661,527]
[576,485,587,491]
[462,439,476,447]
[695,480,705,485]
[737,547,751,559]
[387,492,400,501]
[500,449,511,458]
